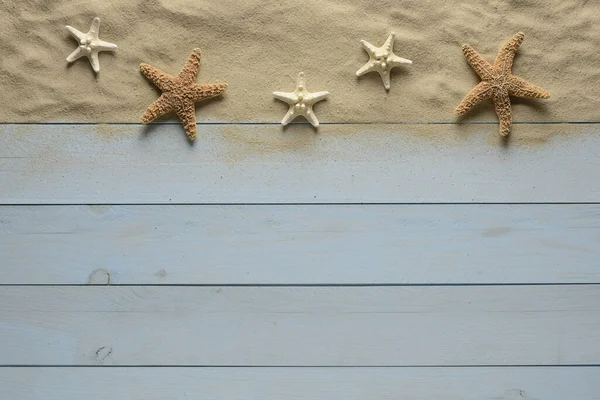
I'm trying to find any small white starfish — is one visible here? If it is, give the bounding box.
[356,32,412,90]
[65,17,117,73]
[273,72,329,127]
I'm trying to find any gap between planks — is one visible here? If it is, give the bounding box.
[2,121,600,125]
[2,202,600,206]
[2,364,600,368]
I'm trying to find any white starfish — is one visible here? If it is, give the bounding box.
[273,72,329,127]
[356,32,412,90]
[65,17,117,73]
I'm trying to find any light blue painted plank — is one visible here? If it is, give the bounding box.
[1,124,599,203]
[1,367,598,400]
[0,204,599,284]
[1,286,598,366]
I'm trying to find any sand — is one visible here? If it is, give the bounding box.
[1,0,599,124]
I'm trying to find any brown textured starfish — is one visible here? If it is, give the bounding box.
[140,48,227,141]
[456,32,550,136]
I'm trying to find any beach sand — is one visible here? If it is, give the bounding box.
[1,0,599,125]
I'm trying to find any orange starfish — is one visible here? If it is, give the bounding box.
[456,32,550,136]
[140,48,227,141]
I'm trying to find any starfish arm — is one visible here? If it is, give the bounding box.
[65,26,86,41]
[507,75,550,99]
[309,91,329,103]
[177,48,202,85]
[273,91,294,104]
[66,46,86,63]
[383,33,396,53]
[88,17,101,38]
[389,55,413,65]
[356,62,375,77]
[380,70,392,90]
[281,108,296,126]
[492,89,513,137]
[455,81,493,115]
[461,44,493,80]
[295,72,307,88]
[140,95,174,124]
[140,63,174,92]
[191,83,228,103]
[304,108,320,127]
[360,40,378,55]
[494,32,524,73]
[175,103,198,141]
[89,51,100,73]
[96,40,117,52]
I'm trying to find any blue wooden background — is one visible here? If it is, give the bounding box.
[1,121,599,400]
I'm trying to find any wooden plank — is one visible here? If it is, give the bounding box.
[1,367,599,400]
[2,0,600,123]
[1,123,599,204]
[1,286,598,366]
[1,204,599,285]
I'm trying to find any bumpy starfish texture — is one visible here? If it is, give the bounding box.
[140,48,227,141]
[65,17,117,73]
[356,33,412,90]
[273,72,329,127]
[456,32,550,136]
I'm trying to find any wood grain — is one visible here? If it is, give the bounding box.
[1,285,598,366]
[1,367,599,400]
[1,204,599,284]
[1,123,599,204]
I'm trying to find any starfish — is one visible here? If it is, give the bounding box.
[273,72,329,127]
[356,33,412,90]
[139,48,228,141]
[456,32,550,136]
[65,17,117,73]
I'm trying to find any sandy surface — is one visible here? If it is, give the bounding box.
[1,0,599,124]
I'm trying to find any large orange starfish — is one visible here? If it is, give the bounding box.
[140,48,227,141]
[456,32,550,136]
